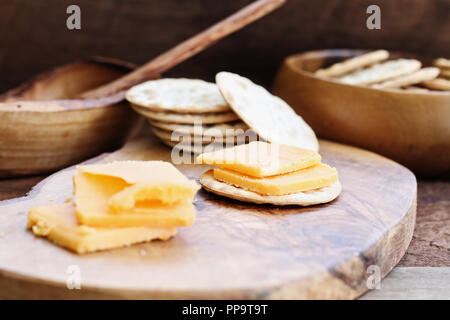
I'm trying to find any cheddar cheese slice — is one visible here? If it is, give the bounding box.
[74,172,196,228]
[27,203,176,254]
[213,163,338,196]
[108,182,198,213]
[77,160,200,207]
[196,141,320,178]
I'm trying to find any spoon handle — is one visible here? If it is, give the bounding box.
[81,0,285,99]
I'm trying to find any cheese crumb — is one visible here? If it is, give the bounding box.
[32,221,51,236]
[64,197,72,203]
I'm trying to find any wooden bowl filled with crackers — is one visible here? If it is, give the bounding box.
[272,49,450,177]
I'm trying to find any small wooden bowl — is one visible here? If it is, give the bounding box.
[0,58,140,177]
[272,49,450,177]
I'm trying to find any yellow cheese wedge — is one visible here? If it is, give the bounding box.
[213,163,338,196]
[197,141,321,177]
[27,203,176,254]
[108,181,198,212]
[77,161,200,208]
[74,172,196,228]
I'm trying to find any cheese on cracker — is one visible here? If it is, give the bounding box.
[197,141,341,206]
[197,141,321,178]
[214,163,338,196]
[199,170,342,206]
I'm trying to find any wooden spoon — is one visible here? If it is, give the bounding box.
[81,0,285,99]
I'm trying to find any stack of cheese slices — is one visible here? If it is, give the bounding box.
[126,79,252,154]
[27,161,200,254]
[197,141,341,206]
[315,50,450,91]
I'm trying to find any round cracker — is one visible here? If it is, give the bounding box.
[421,78,450,91]
[372,67,440,89]
[126,78,231,113]
[199,170,341,206]
[338,59,422,85]
[152,127,211,145]
[132,104,239,124]
[150,120,249,137]
[160,139,229,154]
[152,127,250,146]
[439,69,450,79]
[315,50,389,78]
[216,72,319,151]
[433,58,450,70]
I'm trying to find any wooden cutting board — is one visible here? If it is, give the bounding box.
[0,126,416,299]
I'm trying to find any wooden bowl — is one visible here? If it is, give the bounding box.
[0,58,140,177]
[272,49,450,177]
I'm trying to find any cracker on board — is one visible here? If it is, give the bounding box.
[315,50,389,78]
[132,104,239,124]
[161,139,235,154]
[216,72,319,152]
[198,170,341,206]
[338,59,422,85]
[126,78,231,113]
[372,67,439,89]
[151,127,248,145]
[421,78,450,91]
[149,120,249,137]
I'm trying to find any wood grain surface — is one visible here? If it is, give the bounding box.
[360,267,450,300]
[398,181,450,267]
[1,178,444,268]
[0,126,416,299]
[0,0,448,92]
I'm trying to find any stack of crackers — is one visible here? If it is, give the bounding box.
[126,79,251,154]
[315,50,450,92]
[126,73,319,154]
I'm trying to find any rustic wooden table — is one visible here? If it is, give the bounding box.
[1,0,448,300]
[0,174,448,299]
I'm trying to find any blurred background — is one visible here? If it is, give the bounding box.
[1,0,449,89]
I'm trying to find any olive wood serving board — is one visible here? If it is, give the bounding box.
[0,126,416,299]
